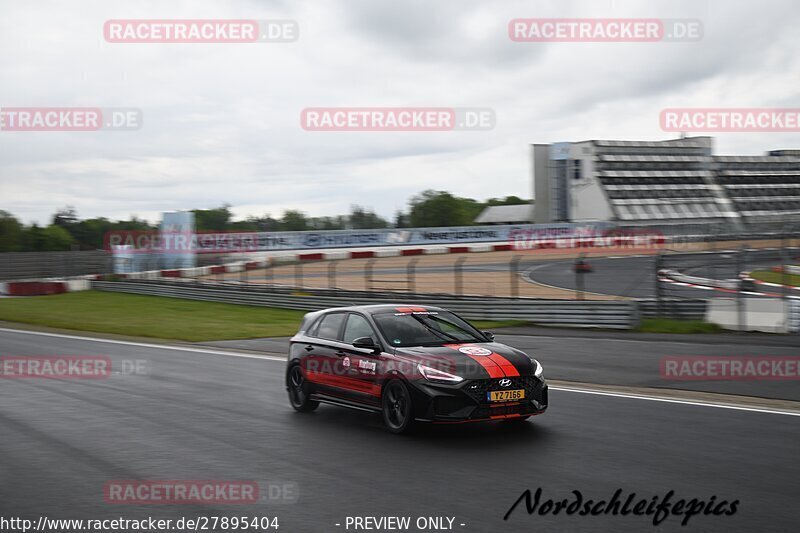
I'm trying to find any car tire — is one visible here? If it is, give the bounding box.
[287,364,319,413]
[382,379,415,434]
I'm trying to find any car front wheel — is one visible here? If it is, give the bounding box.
[382,379,415,434]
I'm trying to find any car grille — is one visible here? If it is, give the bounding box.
[462,375,545,405]
[472,402,533,419]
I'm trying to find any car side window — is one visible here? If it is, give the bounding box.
[316,313,346,341]
[343,314,376,344]
[306,316,322,336]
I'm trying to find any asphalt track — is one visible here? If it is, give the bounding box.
[247,256,710,298]
[2,328,799,532]
[208,331,800,402]
[249,249,786,299]
[524,250,785,299]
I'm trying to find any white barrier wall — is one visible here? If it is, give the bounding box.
[706,298,789,333]
[65,279,90,292]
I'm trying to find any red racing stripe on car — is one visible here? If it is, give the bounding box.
[465,354,505,378]
[305,371,381,397]
[443,343,505,378]
[488,353,520,377]
[395,306,428,313]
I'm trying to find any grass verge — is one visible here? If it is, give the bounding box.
[0,291,527,342]
[749,269,800,287]
[637,318,723,334]
[0,291,307,341]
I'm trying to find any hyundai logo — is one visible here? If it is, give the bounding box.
[499,378,512,387]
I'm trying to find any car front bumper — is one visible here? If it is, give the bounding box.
[408,375,548,423]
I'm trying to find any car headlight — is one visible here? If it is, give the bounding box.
[532,358,544,378]
[418,364,464,384]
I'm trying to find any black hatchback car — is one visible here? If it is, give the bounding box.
[285,304,547,433]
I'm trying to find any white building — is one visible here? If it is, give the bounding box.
[532,137,800,228]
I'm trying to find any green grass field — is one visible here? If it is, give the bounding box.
[749,269,800,287]
[0,290,523,342]
[0,291,307,341]
[637,318,722,334]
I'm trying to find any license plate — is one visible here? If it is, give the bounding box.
[488,389,525,402]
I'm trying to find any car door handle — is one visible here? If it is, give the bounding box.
[335,350,346,356]
[304,345,314,352]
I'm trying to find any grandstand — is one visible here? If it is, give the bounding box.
[715,155,800,225]
[532,137,800,229]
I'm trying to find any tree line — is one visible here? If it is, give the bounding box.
[0,190,530,251]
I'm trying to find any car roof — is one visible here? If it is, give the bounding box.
[314,304,447,316]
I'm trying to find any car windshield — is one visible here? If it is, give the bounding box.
[373,311,487,347]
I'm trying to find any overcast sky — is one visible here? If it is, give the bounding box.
[1,0,799,225]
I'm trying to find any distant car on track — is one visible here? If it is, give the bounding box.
[574,259,593,273]
[285,304,547,433]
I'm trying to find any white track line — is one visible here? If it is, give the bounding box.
[2,327,798,417]
[551,385,800,417]
[0,327,286,362]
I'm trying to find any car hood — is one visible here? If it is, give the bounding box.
[392,342,535,380]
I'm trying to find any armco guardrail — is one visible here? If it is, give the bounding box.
[92,280,640,328]
[637,299,708,321]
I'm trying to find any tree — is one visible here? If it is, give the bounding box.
[408,190,483,227]
[192,205,232,231]
[486,195,529,207]
[41,225,75,250]
[0,210,23,252]
[280,210,309,231]
[393,210,408,228]
[44,208,158,250]
[348,205,388,229]
[308,216,345,230]
[229,218,260,232]
[20,224,45,251]
[70,218,113,249]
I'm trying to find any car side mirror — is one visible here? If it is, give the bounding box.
[483,331,495,341]
[352,336,378,351]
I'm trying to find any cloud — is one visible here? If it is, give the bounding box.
[1,0,798,224]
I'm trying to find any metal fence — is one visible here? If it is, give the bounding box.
[5,234,798,330]
[0,251,263,282]
[0,251,111,280]
[92,280,641,328]
[789,300,800,333]
[656,245,800,325]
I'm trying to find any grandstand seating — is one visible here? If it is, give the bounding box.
[714,157,800,223]
[588,140,800,226]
